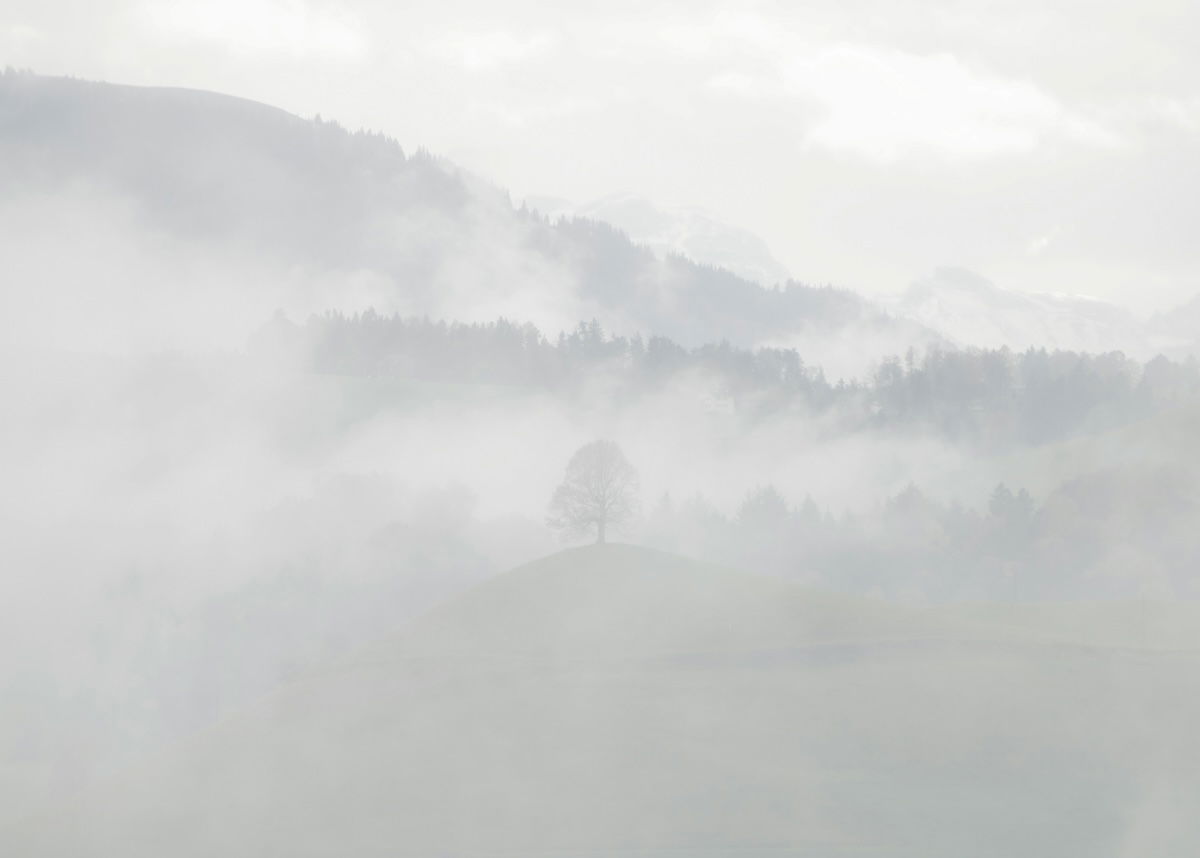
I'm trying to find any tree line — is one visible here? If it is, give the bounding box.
[642,473,1198,601]
[547,437,1197,600]
[251,310,1200,446]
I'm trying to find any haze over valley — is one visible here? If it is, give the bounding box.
[3,17,1200,853]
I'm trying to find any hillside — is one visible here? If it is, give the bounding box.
[6,544,1199,857]
[525,193,794,287]
[372,544,1017,660]
[0,71,935,370]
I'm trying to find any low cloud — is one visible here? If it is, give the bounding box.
[429,29,558,71]
[138,0,368,61]
[781,45,1119,162]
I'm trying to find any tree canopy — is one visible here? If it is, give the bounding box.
[547,440,640,544]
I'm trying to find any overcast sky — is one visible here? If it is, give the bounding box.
[4,0,1199,311]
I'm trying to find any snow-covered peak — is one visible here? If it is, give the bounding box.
[891,268,1150,355]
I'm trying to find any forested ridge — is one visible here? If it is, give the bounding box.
[254,309,1200,446]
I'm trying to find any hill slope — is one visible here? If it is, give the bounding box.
[526,193,794,287]
[0,71,935,369]
[6,544,1200,857]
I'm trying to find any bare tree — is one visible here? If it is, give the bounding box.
[547,440,640,543]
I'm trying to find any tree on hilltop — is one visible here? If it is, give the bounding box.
[547,440,640,544]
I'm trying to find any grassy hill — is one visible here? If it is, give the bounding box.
[372,544,997,660]
[5,544,1200,857]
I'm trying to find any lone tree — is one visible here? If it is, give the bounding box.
[547,440,640,544]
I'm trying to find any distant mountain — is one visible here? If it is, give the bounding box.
[0,71,933,375]
[1149,293,1200,358]
[525,193,793,287]
[890,268,1154,356]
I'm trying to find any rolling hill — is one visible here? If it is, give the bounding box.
[6,544,1199,857]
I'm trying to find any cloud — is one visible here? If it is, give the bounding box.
[1145,96,1200,135]
[784,44,1121,162]
[692,18,1121,163]
[139,0,367,61]
[707,70,779,101]
[429,30,557,71]
[654,10,778,56]
[1027,228,1057,255]
[1,23,42,49]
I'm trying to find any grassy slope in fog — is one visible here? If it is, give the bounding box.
[373,543,995,660]
[6,545,1200,857]
[941,601,1200,650]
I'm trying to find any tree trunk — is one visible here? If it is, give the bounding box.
[597,518,607,544]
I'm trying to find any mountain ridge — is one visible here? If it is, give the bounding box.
[2,71,1196,367]
[0,71,938,375]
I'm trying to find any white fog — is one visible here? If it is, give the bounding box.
[2,5,1200,855]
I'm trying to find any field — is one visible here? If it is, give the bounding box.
[5,545,1200,856]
